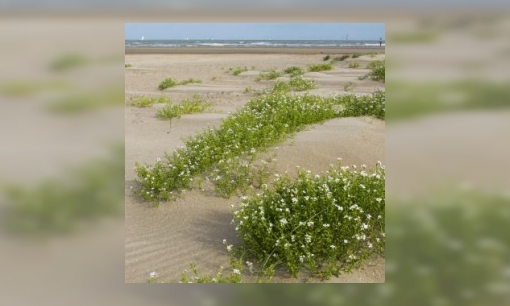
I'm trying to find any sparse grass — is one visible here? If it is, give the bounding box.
[323,55,331,61]
[340,90,385,119]
[125,64,132,68]
[127,95,171,107]
[158,77,202,90]
[352,53,362,58]
[283,66,305,77]
[360,60,385,82]
[178,78,202,85]
[158,78,178,90]
[155,94,211,120]
[344,82,355,92]
[0,80,69,97]
[270,81,291,94]
[308,63,333,72]
[348,62,360,68]
[256,69,283,81]
[228,66,249,76]
[134,91,385,203]
[332,55,350,62]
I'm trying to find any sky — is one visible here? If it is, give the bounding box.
[125,23,385,40]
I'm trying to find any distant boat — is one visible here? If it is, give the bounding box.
[141,36,144,41]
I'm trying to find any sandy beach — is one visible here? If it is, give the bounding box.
[125,47,385,283]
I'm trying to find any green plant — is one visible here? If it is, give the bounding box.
[158,78,178,90]
[256,69,283,81]
[332,55,350,62]
[289,76,318,91]
[343,82,355,92]
[351,53,362,58]
[348,62,360,68]
[178,78,202,85]
[270,81,291,93]
[323,55,331,61]
[308,63,333,72]
[233,161,385,279]
[230,66,249,76]
[128,95,171,107]
[125,63,132,68]
[156,94,211,120]
[340,90,385,119]
[283,66,305,77]
[362,60,385,82]
[134,91,385,203]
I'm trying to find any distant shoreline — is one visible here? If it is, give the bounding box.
[125,46,385,55]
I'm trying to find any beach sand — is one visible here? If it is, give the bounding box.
[125,48,385,283]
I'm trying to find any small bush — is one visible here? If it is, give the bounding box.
[233,161,385,278]
[271,81,291,94]
[332,55,350,62]
[363,60,385,82]
[340,90,385,119]
[289,76,318,91]
[125,64,132,68]
[323,55,331,61]
[156,94,211,119]
[158,78,178,90]
[256,69,283,81]
[351,53,362,58]
[343,82,355,92]
[128,95,171,107]
[179,78,202,85]
[230,66,249,76]
[308,63,333,72]
[283,66,305,77]
[348,62,360,69]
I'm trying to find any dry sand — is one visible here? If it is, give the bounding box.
[125,48,385,283]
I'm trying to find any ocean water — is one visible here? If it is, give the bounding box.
[125,39,385,48]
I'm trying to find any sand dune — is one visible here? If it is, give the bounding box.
[125,49,385,283]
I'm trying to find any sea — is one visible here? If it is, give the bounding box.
[125,39,385,48]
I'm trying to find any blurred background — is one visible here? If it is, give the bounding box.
[0,2,509,306]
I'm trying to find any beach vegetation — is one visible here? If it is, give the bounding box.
[50,53,89,71]
[308,63,333,72]
[323,55,331,61]
[128,95,171,107]
[256,69,283,81]
[178,78,202,85]
[289,76,318,91]
[344,82,355,92]
[361,60,385,82]
[332,55,350,62]
[156,94,211,120]
[158,78,178,90]
[134,91,385,203]
[125,64,132,68]
[229,66,250,76]
[234,161,385,279]
[351,53,362,58]
[348,62,360,68]
[283,66,305,77]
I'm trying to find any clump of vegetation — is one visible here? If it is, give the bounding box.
[332,55,350,62]
[156,94,211,119]
[359,60,385,82]
[178,78,202,85]
[256,69,283,81]
[323,55,331,61]
[134,91,385,203]
[348,62,360,68]
[289,76,318,91]
[343,82,355,92]
[308,63,333,72]
[270,81,291,93]
[283,66,305,77]
[128,95,171,107]
[125,64,132,68]
[158,77,202,90]
[158,78,178,90]
[351,53,362,58]
[228,66,249,76]
[340,90,385,119]
[233,161,385,279]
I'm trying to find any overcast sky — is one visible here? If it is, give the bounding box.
[125,23,385,40]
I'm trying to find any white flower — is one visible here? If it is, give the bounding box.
[367,214,372,220]
[280,218,288,226]
[307,221,314,227]
[360,184,366,189]
[299,255,305,263]
[361,223,369,230]
[323,223,330,228]
[368,242,373,248]
[149,271,158,278]
[344,239,349,244]
[330,245,336,249]
[305,234,312,244]
[376,198,382,203]
[233,269,241,275]
[223,239,227,244]
[227,245,233,252]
